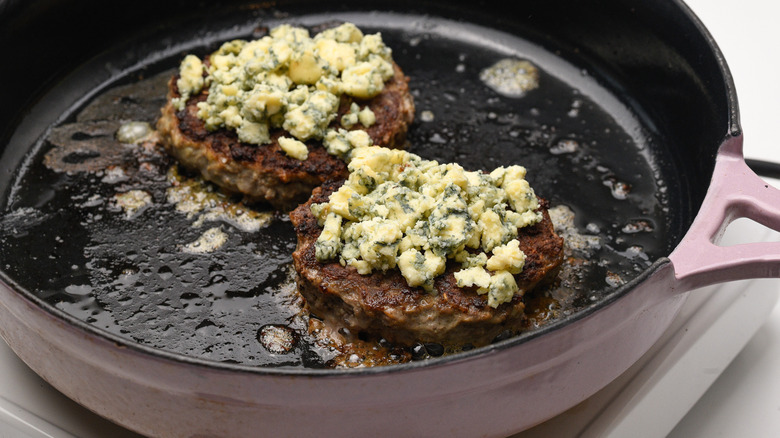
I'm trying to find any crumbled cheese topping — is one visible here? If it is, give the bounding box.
[174,23,393,160]
[340,102,376,129]
[310,146,543,307]
[175,55,204,109]
[278,136,309,161]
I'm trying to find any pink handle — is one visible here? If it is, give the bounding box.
[669,135,780,291]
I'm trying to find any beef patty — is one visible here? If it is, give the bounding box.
[156,62,414,209]
[290,180,565,347]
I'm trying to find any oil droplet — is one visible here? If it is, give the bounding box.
[622,219,654,234]
[102,166,129,184]
[550,139,579,155]
[619,245,649,261]
[195,319,217,335]
[567,99,582,118]
[65,284,93,296]
[585,222,600,234]
[420,110,435,122]
[157,265,174,280]
[605,271,625,288]
[602,176,631,200]
[429,133,447,144]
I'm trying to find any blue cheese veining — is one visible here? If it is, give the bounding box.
[310,146,543,308]
[173,23,394,160]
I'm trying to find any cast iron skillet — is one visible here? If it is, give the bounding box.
[2,0,682,367]
[1,0,779,436]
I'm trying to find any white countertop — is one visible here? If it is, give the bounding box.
[671,1,780,437]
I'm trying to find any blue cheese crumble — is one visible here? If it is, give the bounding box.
[278,136,309,161]
[174,23,394,160]
[310,146,543,308]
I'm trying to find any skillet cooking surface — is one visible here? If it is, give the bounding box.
[0,5,681,368]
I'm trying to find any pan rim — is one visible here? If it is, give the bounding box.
[0,257,672,377]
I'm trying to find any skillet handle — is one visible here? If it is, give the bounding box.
[669,135,780,291]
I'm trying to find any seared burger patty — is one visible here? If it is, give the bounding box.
[290,180,565,347]
[156,63,414,208]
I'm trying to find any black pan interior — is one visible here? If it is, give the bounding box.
[0,0,734,369]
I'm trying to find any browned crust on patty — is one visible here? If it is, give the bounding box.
[156,63,414,209]
[290,180,565,347]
